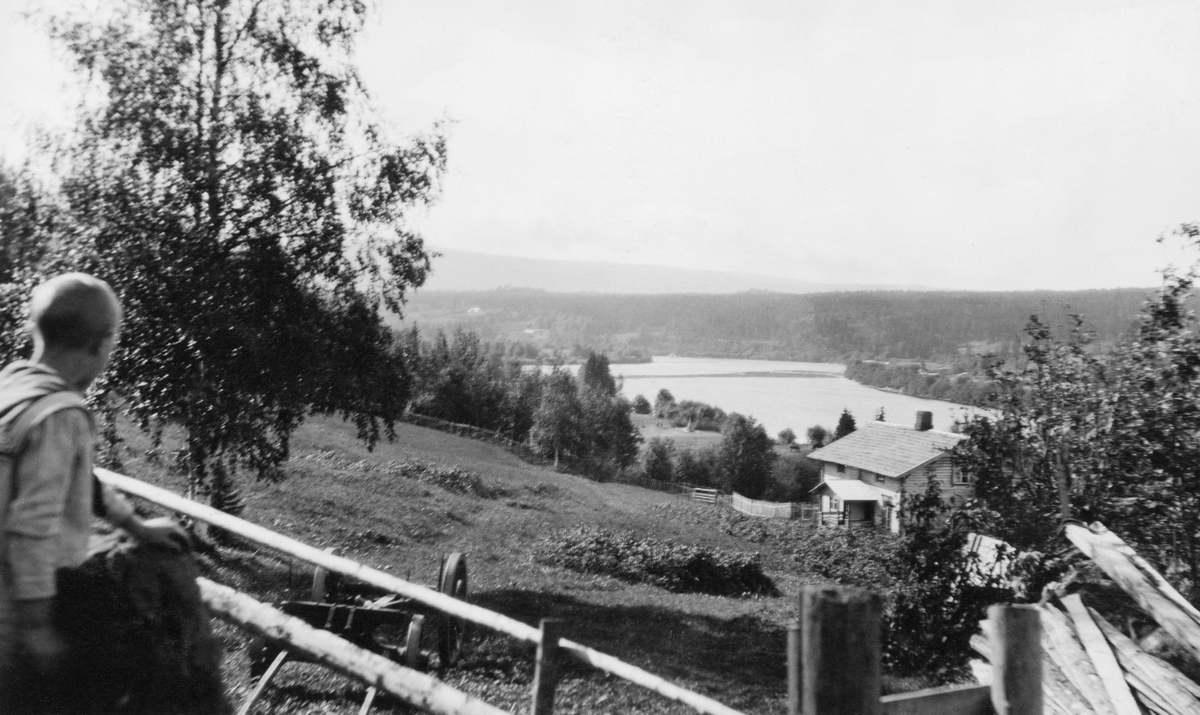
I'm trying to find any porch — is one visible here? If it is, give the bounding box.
[810,478,899,532]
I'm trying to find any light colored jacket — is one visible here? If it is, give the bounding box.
[0,361,133,602]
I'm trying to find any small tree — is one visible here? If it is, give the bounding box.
[41,0,446,502]
[834,409,857,440]
[777,427,796,445]
[530,368,582,469]
[580,351,618,396]
[876,407,886,421]
[653,388,676,418]
[676,445,722,487]
[641,437,676,482]
[806,424,829,448]
[719,413,776,498]
[631,394,652,414]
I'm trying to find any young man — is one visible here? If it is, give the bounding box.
[0,273,184,712]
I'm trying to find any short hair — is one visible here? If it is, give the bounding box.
[28,273,122,351]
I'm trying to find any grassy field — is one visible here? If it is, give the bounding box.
[631,413,724,451]
[113,415,846,714]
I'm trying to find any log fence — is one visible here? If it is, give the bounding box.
[97,468,746,715]
[100,468,1058,715]
[786,586,1042,715]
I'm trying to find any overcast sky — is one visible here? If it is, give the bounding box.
[3,0,1199,291]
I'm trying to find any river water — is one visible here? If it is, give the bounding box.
[608,356,979,437]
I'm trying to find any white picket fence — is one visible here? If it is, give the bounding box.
[731,492,817,521]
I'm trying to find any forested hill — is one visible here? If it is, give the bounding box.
[399,287,1155,363]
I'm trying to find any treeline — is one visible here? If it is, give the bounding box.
[399,328,640,480]
[845,361,996,405]
[402,287,1153,363]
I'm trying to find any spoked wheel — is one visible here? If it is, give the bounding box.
[405,614,426,670]
[437,552,469,667]
[247,636,282,680]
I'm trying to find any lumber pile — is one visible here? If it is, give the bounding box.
[972,523,1200,715]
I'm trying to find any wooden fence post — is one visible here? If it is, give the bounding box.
[787,619,801,715]
[988,605,1042,715]
[799,586,882,715]
[531,618,563,715]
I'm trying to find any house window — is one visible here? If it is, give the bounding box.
[835,463,845,474]
[952,467,973,486]
[857,468,864,479]
[875,473,884,483]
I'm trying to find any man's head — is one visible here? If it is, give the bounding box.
[28,273,122,389]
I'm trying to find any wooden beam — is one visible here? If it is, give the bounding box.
[1088,607,1200,715]
[1058,596,1140,715]
[988,605,1042,715]
[1064,523,1200,663]
[198,578,512,715]
[1037,603,1118,715]
[880,684,990,715]
[787,619,801,715]
[100,469,749,715]
[799,586,882,715]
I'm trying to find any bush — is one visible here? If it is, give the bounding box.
[535,526,777,597]
[668,400,727,432]
[791,528,902,591]
[300,451,498,497]
[632,394,652,414]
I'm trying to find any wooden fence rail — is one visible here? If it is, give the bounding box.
[200,578,509,715]
[102,468,1052,715]
[97,469,747,715]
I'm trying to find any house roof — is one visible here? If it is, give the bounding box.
[810,478,897,501]
[806,421,965,478]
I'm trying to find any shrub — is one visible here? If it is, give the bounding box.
[791,527,902,591]
[299,451,498,497]
[641,437,676,482]
[535,526,777,597]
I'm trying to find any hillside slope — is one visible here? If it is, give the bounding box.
[118,416,813,714]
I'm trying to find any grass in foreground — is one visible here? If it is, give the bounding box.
[112,415,920,714]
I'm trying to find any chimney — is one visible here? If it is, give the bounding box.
[915,411,933,431]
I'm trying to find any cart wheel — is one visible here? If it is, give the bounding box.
[405,614,426,670]
[437,552,468,667]
[311,547,339,601]
[248,636,281,680]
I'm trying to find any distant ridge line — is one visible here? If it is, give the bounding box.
[420,247,933,294]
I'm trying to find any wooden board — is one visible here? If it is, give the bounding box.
[1059,596,1140,715]
[880,684,990,715]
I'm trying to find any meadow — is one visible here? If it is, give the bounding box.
[113,415,846,714]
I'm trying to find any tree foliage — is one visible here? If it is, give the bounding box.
[954,261,1200,595]
[631,394,652,414]
[641,437,676,483]
[719,413,776,498]
[40,0,445,493]
[653,388,675,418]
[579,351,617,396]
[834,409,857,440]
[805,424,829,448]
[528,355,640,478]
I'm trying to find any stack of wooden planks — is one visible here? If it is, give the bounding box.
[971,524,1200,715]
